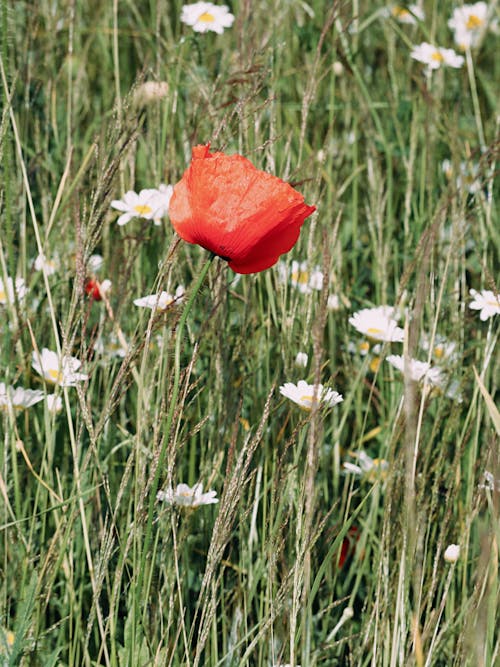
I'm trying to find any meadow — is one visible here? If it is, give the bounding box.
[0,1,499,665]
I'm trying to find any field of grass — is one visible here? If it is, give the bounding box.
[1,1,499,665]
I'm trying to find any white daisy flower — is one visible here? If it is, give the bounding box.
[410,42,464,70]
[343,450,389,479]
[386,354,444,385]
[0,383,45,411]
[284,260,324,294]
[388,4,425,24]
[34,254,59,275]
[420,334,458,364]
[443,159,482,194]
[0,276,27,305]
[157,482,219,507]
[180,2,235,34]
[88,254,104,272]
[349,306,404,343]
[448,2,489,49]
[469,288,500,321]
[32,348,88,387]
[93,334,127,359]
[111,185,174,226]
[133,285,185,311]
[443,544,460,563]
[279,380,343,411]
[46,394,63,414]
[327,294,341,311]
[294,352,309,368]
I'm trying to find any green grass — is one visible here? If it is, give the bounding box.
[1,0,499,665]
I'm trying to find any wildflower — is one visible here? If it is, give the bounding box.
[469,288,500,320]
[327,294,341,310]
[111,185,174,226]
[448,2,489,49]
[421,334,458,364]
[93,334,127,359]
[279,380,343,411]
[443,544,460,563]
[349,306,404,343]
[479,470,500,492]
[343,450,389,480]
[389,4,425,24]
[291,261,324,293]
[386,354,444,385]
[34,253,59,275]
[134,285,185,311]
[0,383,45,411]
[157,482,219,507]
[180,2,235,34]
[410,42,464,70]
[88,254,104,272]
[85,278,112,301]
[0,276,27,305]
[295,352,308,368]
[133,81,169,107]
[32,348,88,387]
[46,394,63,414]
[169,144,316,274]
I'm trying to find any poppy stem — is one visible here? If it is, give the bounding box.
[135,253,214,622]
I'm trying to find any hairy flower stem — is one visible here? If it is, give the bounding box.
[134,254,214,629]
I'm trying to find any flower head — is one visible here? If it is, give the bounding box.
[85,278,112,301]
[169,144,316,274]
[294,352,309,368]
[443,544,460,563]
[279,380,343,411]
[389,4,425,24]
[46,394,63,414]
[157,482,219,507]
[469,288,500,321]
[180,2,235,34]
[448,2,489,49]
[410,42,464,70]
[0,276,27,305]
[349,306,404,343]
[134,285,185,311]
[0,383,45,411]
[34,254,59,275]
[32,348,88,387]
[343,450,389,480]
[111,185,174,226]
[386,354,444,385]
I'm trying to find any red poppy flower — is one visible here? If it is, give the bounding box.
[168,144,316,274]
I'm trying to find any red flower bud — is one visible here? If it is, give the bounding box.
[85,279,102,301]
[169,144,316,274]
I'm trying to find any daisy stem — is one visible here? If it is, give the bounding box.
[135,252,214,624]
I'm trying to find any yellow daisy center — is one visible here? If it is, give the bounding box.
[366,327,384,336]
[431,51,444,62]
[369,357,381,373]
[133,204,153,216]
[434,346,444,359]
[359,341,370,353]
[487,299,499,307]
[48,368,63,383]
[392,7,409,19]
[198,11,215,22]
[0,290,6,301]
[291,270,309,285]
[466,14,483,29]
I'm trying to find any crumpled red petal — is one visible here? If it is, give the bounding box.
[169,144,316,274]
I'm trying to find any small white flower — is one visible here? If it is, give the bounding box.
[469,288,500,321]
[443,544,460,563]
[46,394,63,414]
[327,294,341,311]
[0,276,27,305]
[349,306,404,343]
[295,352,308,368]
[285,261,324,294]
[420,334,458,364]
[478,470,500,492]
[386,354,444,385]
[0,383,45,411]
[34,254,59,275]
[88,254,104,272]
[388,4,425,24]
[134,285,185,311]
[111,185,174,226]
[410,42,464,70]
[343,450,389,479]
[157,482,219,507]
[32,348,88,387]
[279,380,343,411]
[448,2,489,49]
[93,334,127,359]
[180,2,235,34]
